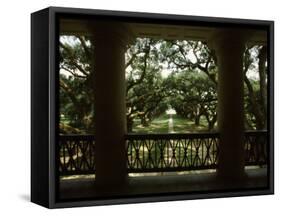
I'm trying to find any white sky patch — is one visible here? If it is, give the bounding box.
[159,51,199,78]
[60,67,87,78]
[60,68,70,77]
[246,65,259,80]
[60,36,80,78]
[60,35,77,44]
[187,50,197,64]
[161,68,171,78]
[160,62,171,78]
[245,46,262,81]
[60,35,91,46]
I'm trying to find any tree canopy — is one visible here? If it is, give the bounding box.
[59,35,267,134]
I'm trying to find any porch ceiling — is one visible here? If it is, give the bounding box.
[60,19,267,44]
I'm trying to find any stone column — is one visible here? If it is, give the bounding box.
[90,22,131,188]
[213,29,248,181]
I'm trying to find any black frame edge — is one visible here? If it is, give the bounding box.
[53,188,273,208]
[31,8,50,208]
[268,21,274,195]
[48,6,274,25]
[48,7,59,209]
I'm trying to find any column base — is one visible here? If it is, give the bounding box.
[216,169,248,189]
[94,176,129,196]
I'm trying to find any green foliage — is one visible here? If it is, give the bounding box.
[59,36,94,134]
[243,45,268,129]
[59,35,267,134]
[166,70,217,130]
[125,38,170,131]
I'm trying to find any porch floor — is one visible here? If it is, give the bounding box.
[59,167,268,200]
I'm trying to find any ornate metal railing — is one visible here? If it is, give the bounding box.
[59,131,267,175]
[59,135,95,175]
[244,131,267,166]
[126,133,219,172]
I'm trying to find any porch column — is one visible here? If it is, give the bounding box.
[90,22,131,187]
[213,29,247,181]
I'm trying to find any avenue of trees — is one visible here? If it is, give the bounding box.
[59,35,268,134]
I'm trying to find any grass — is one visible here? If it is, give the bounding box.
[132,114,211,133]
[60,113,214,134]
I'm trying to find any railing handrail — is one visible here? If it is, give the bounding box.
[244,130,268,135]
[60,130,267,139]
[125,132,220,140]
[60,134,95,137]
[60,134,95,141]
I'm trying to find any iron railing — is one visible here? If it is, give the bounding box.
[126,133,219,172]
[244,131,267,166]
[59,131,267,176]
[59,135,95,175]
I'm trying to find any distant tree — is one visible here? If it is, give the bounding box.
[59,36,169,133]
[161,40,267,130]
[167,71,217,130]
[160,40,217,129]
[244,45,268,129]
[125,38,169,132]
[160,40,217,84]
[59,35,94,133]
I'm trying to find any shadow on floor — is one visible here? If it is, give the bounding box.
[18,194,30,202]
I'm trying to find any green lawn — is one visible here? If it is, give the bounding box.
[60,114,215,134]
[132,114,211,133]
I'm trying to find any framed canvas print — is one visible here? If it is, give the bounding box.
[31,6,274,208]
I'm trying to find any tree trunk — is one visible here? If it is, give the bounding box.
[140,115,149,127]
[208,114,217,131]
[195,115,200,126]
[127,117,133,133]
[244,76,264,130]
[258,46,267,129]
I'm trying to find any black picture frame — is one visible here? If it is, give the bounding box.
[31,6,274,208]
